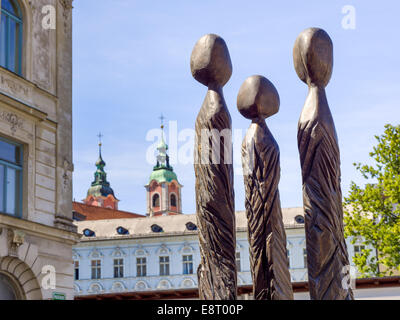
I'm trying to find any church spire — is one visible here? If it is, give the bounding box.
[85,134,118,209]
[146,117,182,217]
[155,114,171,169]
[92,132,108,186]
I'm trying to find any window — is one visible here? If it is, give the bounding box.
[91,260,101,279]
[186,222,197,231]
[0,0,23,75]
[74,261,79,280]
[116,226,129,235]
[152,194,160,207]
[0,137,22,217]
[287,248,291,268]
[137,257,146,277]
[83,228,95,237]
[354,245,365,255]
[151,224,163,233]
[303,248,307,268]
[159,256,170,276]
[236,252,241,272]
[170,194,176,207]
[295,215,305,224]
[183,255,193,275]
[113,259,124,278]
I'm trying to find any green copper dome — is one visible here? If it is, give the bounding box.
[149,123,179,184]
[149,166,178,183]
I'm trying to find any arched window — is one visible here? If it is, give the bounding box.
[0,0,23,75]
[170,194,177,207]
[152,193,160,207]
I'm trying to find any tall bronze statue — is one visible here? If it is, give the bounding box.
[238,75,293,300]
[190,34,237,300]
[293,28,354,300]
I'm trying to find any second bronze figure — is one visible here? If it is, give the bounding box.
[238,75,293,300]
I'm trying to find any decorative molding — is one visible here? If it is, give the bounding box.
[88,282,104,294]
[0,111,23,135]
[62,158,73,191]
[135,280,150,291]
[179,242,195,254]
[157,279,173,290]
[88,247,104,259]
[133,245,149,257]
[0,74,31,98]
[156,243,171,255]
[180,278,196,288]
[72,249,81,260]
[110,246,126,258]
[7,229,25,257]
[59,0,73,33]
[111,281,127,293]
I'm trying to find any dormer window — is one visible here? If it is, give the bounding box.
[186,222,197,231]
[295,215,305,224]
[116,226,129,235]
[83,228,96,237]
[151,224,163,233]
[0,0,23,75]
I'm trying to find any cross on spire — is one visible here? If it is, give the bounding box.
[159,114,166,129]
[97,132,103,147]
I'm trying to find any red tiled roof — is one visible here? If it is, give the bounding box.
[73,202,144,221]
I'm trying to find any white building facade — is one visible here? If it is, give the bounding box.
[73,208,371,298]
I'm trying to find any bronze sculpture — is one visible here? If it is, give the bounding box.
[238,75,293,300]
[190,34,237,300]
[293,28,354,300]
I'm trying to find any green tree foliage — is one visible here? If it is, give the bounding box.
[344,124,400,277]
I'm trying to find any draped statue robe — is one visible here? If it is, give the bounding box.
[297,86,354,300]
[195,85,237,300]
[242,120,293,300]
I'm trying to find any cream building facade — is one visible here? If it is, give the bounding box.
[73,208,382,299]
[0,0,79,300]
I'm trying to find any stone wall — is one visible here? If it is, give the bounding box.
[0,0,79,300]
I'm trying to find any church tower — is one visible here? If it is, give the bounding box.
[145,120,182,217]
[84,137,119,210]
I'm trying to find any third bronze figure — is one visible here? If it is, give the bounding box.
[293,28,354,300]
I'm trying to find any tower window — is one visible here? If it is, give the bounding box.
[170,194,177,207]
[152,193,160,207]
[0,0,23,75]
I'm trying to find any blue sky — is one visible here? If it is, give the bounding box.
[72,0,400,215]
